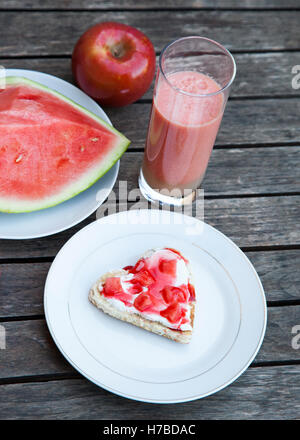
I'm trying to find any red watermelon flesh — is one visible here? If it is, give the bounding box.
[0,77,130,213]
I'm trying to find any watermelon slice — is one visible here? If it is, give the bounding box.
[0,76,130,213]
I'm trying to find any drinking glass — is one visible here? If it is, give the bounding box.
[139,36,236,206]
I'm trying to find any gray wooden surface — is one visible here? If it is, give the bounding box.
[1,10,300,56]
[1,366,300,420]
[4,52,300,99]
[2,1,300,10]
[0,0,299,420]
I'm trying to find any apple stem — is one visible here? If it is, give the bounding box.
[111,43,125,58]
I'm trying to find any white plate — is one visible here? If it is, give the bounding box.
[0,69,119,239]
[44,209,267,403]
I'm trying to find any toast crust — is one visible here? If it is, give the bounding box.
[89,251,195,344]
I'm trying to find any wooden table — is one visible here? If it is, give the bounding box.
[0,0,300,420]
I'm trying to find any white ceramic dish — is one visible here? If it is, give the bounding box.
[0,69,119,239]
[44,209,267,403]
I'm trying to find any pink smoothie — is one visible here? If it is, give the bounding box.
[142,71,224,193]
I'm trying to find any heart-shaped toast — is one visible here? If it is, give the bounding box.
[89,248,196,343]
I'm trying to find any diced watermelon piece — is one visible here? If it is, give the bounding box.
[123,259,145,274]
[131,269,155,287]
[103,277,123,297]
[160,303,184,324]
[161,286,187,304]
[134,293,153,312]
[188,283,196,301]
[133,259,145,272]
[158,259,177,277]
[123,265,134,272]
[127,282,144,295]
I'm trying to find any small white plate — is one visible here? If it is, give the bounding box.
[0,69,119,239]
[44,210,267,403]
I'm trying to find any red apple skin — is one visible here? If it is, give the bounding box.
[72,22,156,107]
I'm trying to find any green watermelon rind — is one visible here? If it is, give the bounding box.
[0,76,131,213]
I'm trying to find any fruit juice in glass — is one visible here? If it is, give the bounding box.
[139,37,236,206]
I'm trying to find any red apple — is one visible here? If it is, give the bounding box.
[72,22,156,107]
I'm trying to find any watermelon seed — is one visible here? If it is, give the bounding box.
[91,138,99,142]
[80,146,85,152]
[15,154,23,163]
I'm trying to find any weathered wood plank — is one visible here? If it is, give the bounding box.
[3,51,299,99]
[246,250,300,303]
[204,196,300,248]
[1,250,299,319]
[0,262,51,317]
[106,100,300,148]
[2,1,299,10]
[0,306,299,380]
[0,320,73,378]
[116,148,300,196]
[256,306,300,363]
[0,196,299,259]
[0,11,300,57]
[230,52,300,99]
[0,365,299,419]
[0,215,94,260]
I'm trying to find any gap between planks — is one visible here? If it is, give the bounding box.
[127,143,300,152]
[2,8,300,13]
[0,298,299,323]
[0,360,300,387]
[2,49,300,59]
[0,245,299,265]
